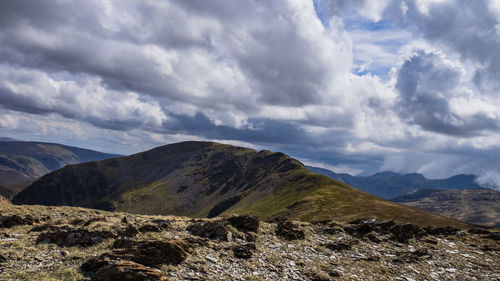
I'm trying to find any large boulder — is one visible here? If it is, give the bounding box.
[389,223,424,243]
[108,239,189,267]
[187,220,230,241]
[344,218,395,237]
[227,215,260,233]
[82,258,166,281]
[36,229,117,247]
[424,226,460,236]
[392,248,432,263]
[232,243,256,259]
[276,220,305,240]
[0,215,38,228]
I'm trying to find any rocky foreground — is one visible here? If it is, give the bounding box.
[0,199,499,281]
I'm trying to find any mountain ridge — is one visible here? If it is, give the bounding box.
[307,166,481,199]
[392,188,500,227]
[14,141,470,228]
[0,140,120,198]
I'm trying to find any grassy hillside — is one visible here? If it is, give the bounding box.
[0,140,119,197]
[14,141,470,228]
[393,188,500,227]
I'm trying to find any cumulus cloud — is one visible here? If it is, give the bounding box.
[394,48,498,135]
[0,66,167,130]
[0,0,374,148]
[1,0,500,187]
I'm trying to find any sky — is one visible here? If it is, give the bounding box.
[1,0,500,187]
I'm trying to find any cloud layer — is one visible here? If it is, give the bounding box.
[1,0,500,187]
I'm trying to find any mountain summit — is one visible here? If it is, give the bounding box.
[14,141,467,227]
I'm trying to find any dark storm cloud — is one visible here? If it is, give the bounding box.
[163,112,350,148]
[162,111,377,174]
[2,0,500,184]
[0,0,335,114]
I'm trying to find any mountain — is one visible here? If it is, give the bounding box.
[14,141,469,227]
[0,140,120,198]
[392,188,500,228]
[307,166,480,199]
[0,137,17,142]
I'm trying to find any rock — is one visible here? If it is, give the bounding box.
[365,232,383,243]
[83,217,107,226]
[468,228,490,235]
[486,232,500,241]
[232,243,256,259]
[307,270,333,281]
[425,226,460,236]
[389,224,424,243]
[362,255,381,262]
[345,218,396,237]
[184,236,209,247]
[107,239,188,267]
[393,248,432,263]
[227,215,260,233]
[0,215,38,228]
[324,269,341,277]
[112,238,137,249]
[276,220,305,240]
[348,218,377,225]
[205,254,218,263]
[374,219,396,232]
[344,224,373,237]
[70,217,106,226]
[138,224,162,233]
[187,220,230,241]
[323,226,344,235]
[423,238,438,244]
[82,257,166,281]
[245,232,257,242]
[324,238,359,251]
[150,219,172,230]
[0,253,6,263]
[119,224,140,237]
[36,229,117,247]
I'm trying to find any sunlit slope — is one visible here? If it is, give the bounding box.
[14,141,469,228]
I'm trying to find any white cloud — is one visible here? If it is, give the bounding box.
[1,0,500,187]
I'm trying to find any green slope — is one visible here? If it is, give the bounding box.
[13,141,469,228]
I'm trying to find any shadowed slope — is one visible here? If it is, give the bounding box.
[14,141,469,228]
[0,141,120,195]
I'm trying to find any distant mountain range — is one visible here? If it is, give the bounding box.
[12,141,468,227]
[392,188,500,227]
[306,166,481,199]
[0,139,120,198]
